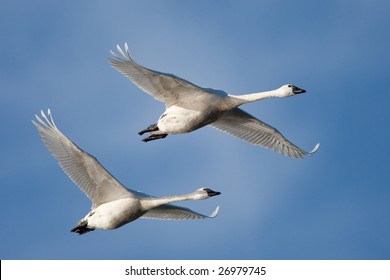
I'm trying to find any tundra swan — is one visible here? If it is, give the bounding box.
[109,43,319,158]
[33,110,221,235]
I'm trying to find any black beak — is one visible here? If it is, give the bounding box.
[292,86,306,94]
[206,189,221,197]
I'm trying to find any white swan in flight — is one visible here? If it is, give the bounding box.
[109,43,319,158]
[33,110,221,235]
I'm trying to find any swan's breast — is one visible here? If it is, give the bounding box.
[157,105,219,134]
[87,198,144,230]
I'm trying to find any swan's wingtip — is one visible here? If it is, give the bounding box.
[209,206,220,218]
[308,143,320,154]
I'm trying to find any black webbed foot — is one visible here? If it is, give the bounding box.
[142,134,168,142]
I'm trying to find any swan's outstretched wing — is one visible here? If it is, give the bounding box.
[141,205,220,220]
[210,108,319,158]
[33,110,134,208]
[109,43,207,107]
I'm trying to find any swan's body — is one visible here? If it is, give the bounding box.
[109,43,319,158]
[33,110,220,235]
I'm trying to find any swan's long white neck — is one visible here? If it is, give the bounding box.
[140,192,199,211]
[228,88,284,107]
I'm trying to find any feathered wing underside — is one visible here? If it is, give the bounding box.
[32,110,134,208]
[210,108,319,158]
[141,205,220,220]
[109,43,209,107]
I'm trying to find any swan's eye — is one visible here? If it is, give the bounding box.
[288,85,292,87]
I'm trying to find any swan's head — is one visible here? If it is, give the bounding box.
[277,84,306,97]
[195,187,221,200]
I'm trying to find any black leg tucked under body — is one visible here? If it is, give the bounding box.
[138,123,168,142]
[71,220,95,235]
[138,124,159,135]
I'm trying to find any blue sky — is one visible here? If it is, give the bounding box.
[1,0,390,259]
